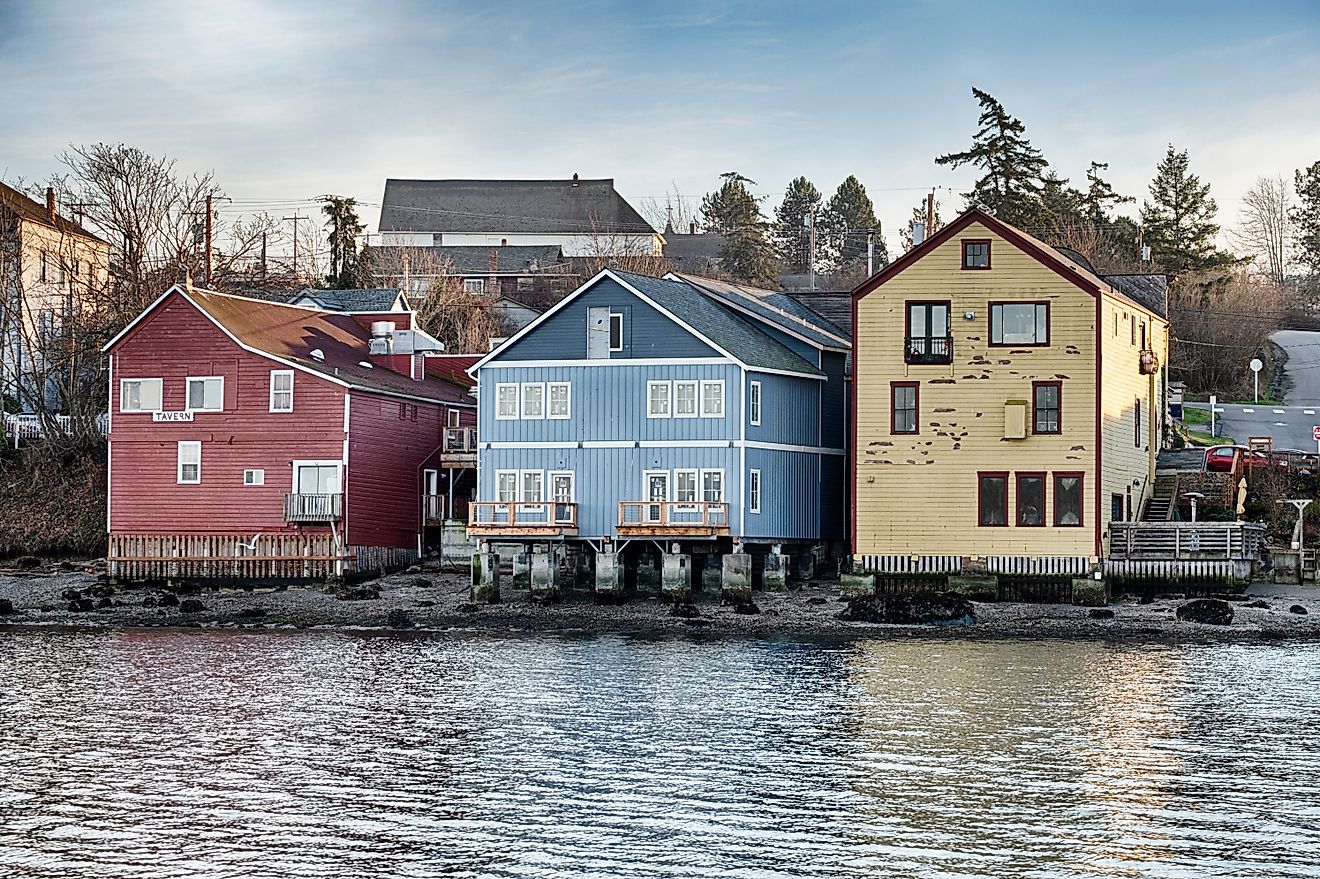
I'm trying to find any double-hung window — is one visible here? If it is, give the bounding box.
[1016,473,1045,527]
[700,380,724,417]
[495,383,519,419]
[269,370,294,412]
[1032,382,1061,434]
[905,301,951,364]
[749,381,761,426]
[674,381,698,417]
[548,383,571,419]
[891,382,919,434]
[1054,474,1084,526]
[521,470,544,503]
[120,378,162,413]
[647,381,671,418]
[520,382,544,419]
[496,471,518,503]
[186,376,223,412]
[702,470,724,503]
[675,470,699,504]
[978,473,1008,527]
[990,302,1049,346]
[177,441,201,484]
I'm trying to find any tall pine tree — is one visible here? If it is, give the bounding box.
[773,176,821,274]
[322,196,366,288]
[1292,160,1320,274]
[936,87,1050,229]
[1082,161,1134,226]
[1140,146,1236,273]
[700,172,779,286]
[818,175,888,272]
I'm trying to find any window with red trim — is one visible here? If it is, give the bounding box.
[1033,381,1061,434]
[1054,473,1084,526]
[891,382,919,434]
[962,239,990,269]
[1016,473,1045,526]
[978,473,1008,526]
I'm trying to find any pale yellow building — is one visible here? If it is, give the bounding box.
[1,183,111,411]
[851,207,1168,573]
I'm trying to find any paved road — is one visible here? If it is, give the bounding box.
[1273,329,1320,405]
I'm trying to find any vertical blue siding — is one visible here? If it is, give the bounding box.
[497,278,719,361]
[743,448,820,541]
[744,371,821,446]
[820,351,848,450]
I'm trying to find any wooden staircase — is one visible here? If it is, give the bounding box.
[1142,473,1177,521]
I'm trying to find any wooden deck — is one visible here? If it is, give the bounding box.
[1106,521,1265,582]
[440,427,477,468]
[109,532,346,581]
[467,501,578,537]
[616,501,729,537]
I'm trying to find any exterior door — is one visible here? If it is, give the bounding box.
[644,471,669,523]
[587,306,610,359]
[551,472,574,524]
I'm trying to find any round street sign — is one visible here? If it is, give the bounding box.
[1313,425,1320,442]
[1250,358,1264,373]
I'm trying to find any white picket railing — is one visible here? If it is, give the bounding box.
[3,413,110,446]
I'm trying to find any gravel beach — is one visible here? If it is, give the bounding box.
[3,561,1319,641]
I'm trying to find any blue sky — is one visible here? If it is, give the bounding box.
[2,0,1317,254]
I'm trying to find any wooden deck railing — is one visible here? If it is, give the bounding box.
[1108,521,1265,560]
[109,532,347,581]
[468,501,578,535]
[283,493,343,523]
[617,501,730,536]
[423,493,445,523]
[443,427,477,454]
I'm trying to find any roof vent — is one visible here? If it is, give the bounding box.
[572,173,579,186]
[370,320,395,338]
[358,360,374,369]
[309,348,325,361]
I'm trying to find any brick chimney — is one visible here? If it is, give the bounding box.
[689,221,696,235]
[45,187,56,223]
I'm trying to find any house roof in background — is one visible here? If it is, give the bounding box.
[379,178,656,235]
[608,270,823,376]
[429,244,566,274]
[108,285,472,406]
[784,291,854,338]
[290,287,407,312]
[0,181,107,243]
[672,272,850,349]
[1102,274,1169,318]
[662,232,725,272]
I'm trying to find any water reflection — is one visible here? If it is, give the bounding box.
[0,630,1318,878]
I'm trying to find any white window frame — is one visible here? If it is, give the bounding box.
[700,380,725,417]
[269,370,294,413]
[495,383,519,420]
[520,469,545,503]
[463,278,485,294]
[520,382,545,419]
[291,460,342,496]
[674,380,698,418]
[674,468,699,506]
[495,470,518,503]
[549,471,575,503]
[749,381,761,426]
[609,312,624,351]
[547,382,571,419]
[243,468,265,486]
[646,380,672,418]
[700,468,725,503]
[186,375,224,413]
[119,377,163,413]
[177,441,202,485]
[749,469,761,513]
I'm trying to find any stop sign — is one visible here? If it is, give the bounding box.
[1313,425,1320,442]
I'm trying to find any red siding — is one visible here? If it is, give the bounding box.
[109,292,346,535]
[346,393,445,549]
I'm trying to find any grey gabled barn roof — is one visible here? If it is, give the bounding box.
[379,178,656,235]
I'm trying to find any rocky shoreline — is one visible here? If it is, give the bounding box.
[1,562,1318,642]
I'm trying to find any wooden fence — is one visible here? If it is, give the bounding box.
[109,532,346,582]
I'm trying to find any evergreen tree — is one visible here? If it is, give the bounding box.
[1082,161,1134,226]
[322,196,366,288]
[936,87,1050,229]
[901,196,943,251]
[773,176,821,274]
[818,175,888,272]
[1292,160,1320,274]
[1140,146,1237,273]
[701,172,779,286]
[1038,171,1086,237]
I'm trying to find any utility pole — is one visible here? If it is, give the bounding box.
[204,193,213,286]
[866,228,876,277]
[925,190,935,236]
[283,214,305,280]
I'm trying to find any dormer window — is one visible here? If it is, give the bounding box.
[962,239,991,270]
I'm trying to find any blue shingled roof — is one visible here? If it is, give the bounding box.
[609,270,823,376]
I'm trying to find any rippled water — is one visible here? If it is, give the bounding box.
[1,630,1319,878]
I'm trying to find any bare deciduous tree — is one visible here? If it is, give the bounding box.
[1169,269,1289,397]
[412,268,509,354]
[1231,175,1293,286]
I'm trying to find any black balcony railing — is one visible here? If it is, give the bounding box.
[905,335,953,364]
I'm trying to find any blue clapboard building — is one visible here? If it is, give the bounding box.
[466,268,849,594]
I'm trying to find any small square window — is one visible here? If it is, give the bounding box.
[244,469,265,486]
[962,240,991,269]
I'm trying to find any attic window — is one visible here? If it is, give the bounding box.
[962,239,991,270]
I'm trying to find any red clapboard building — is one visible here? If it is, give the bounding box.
[103,283,476,581]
